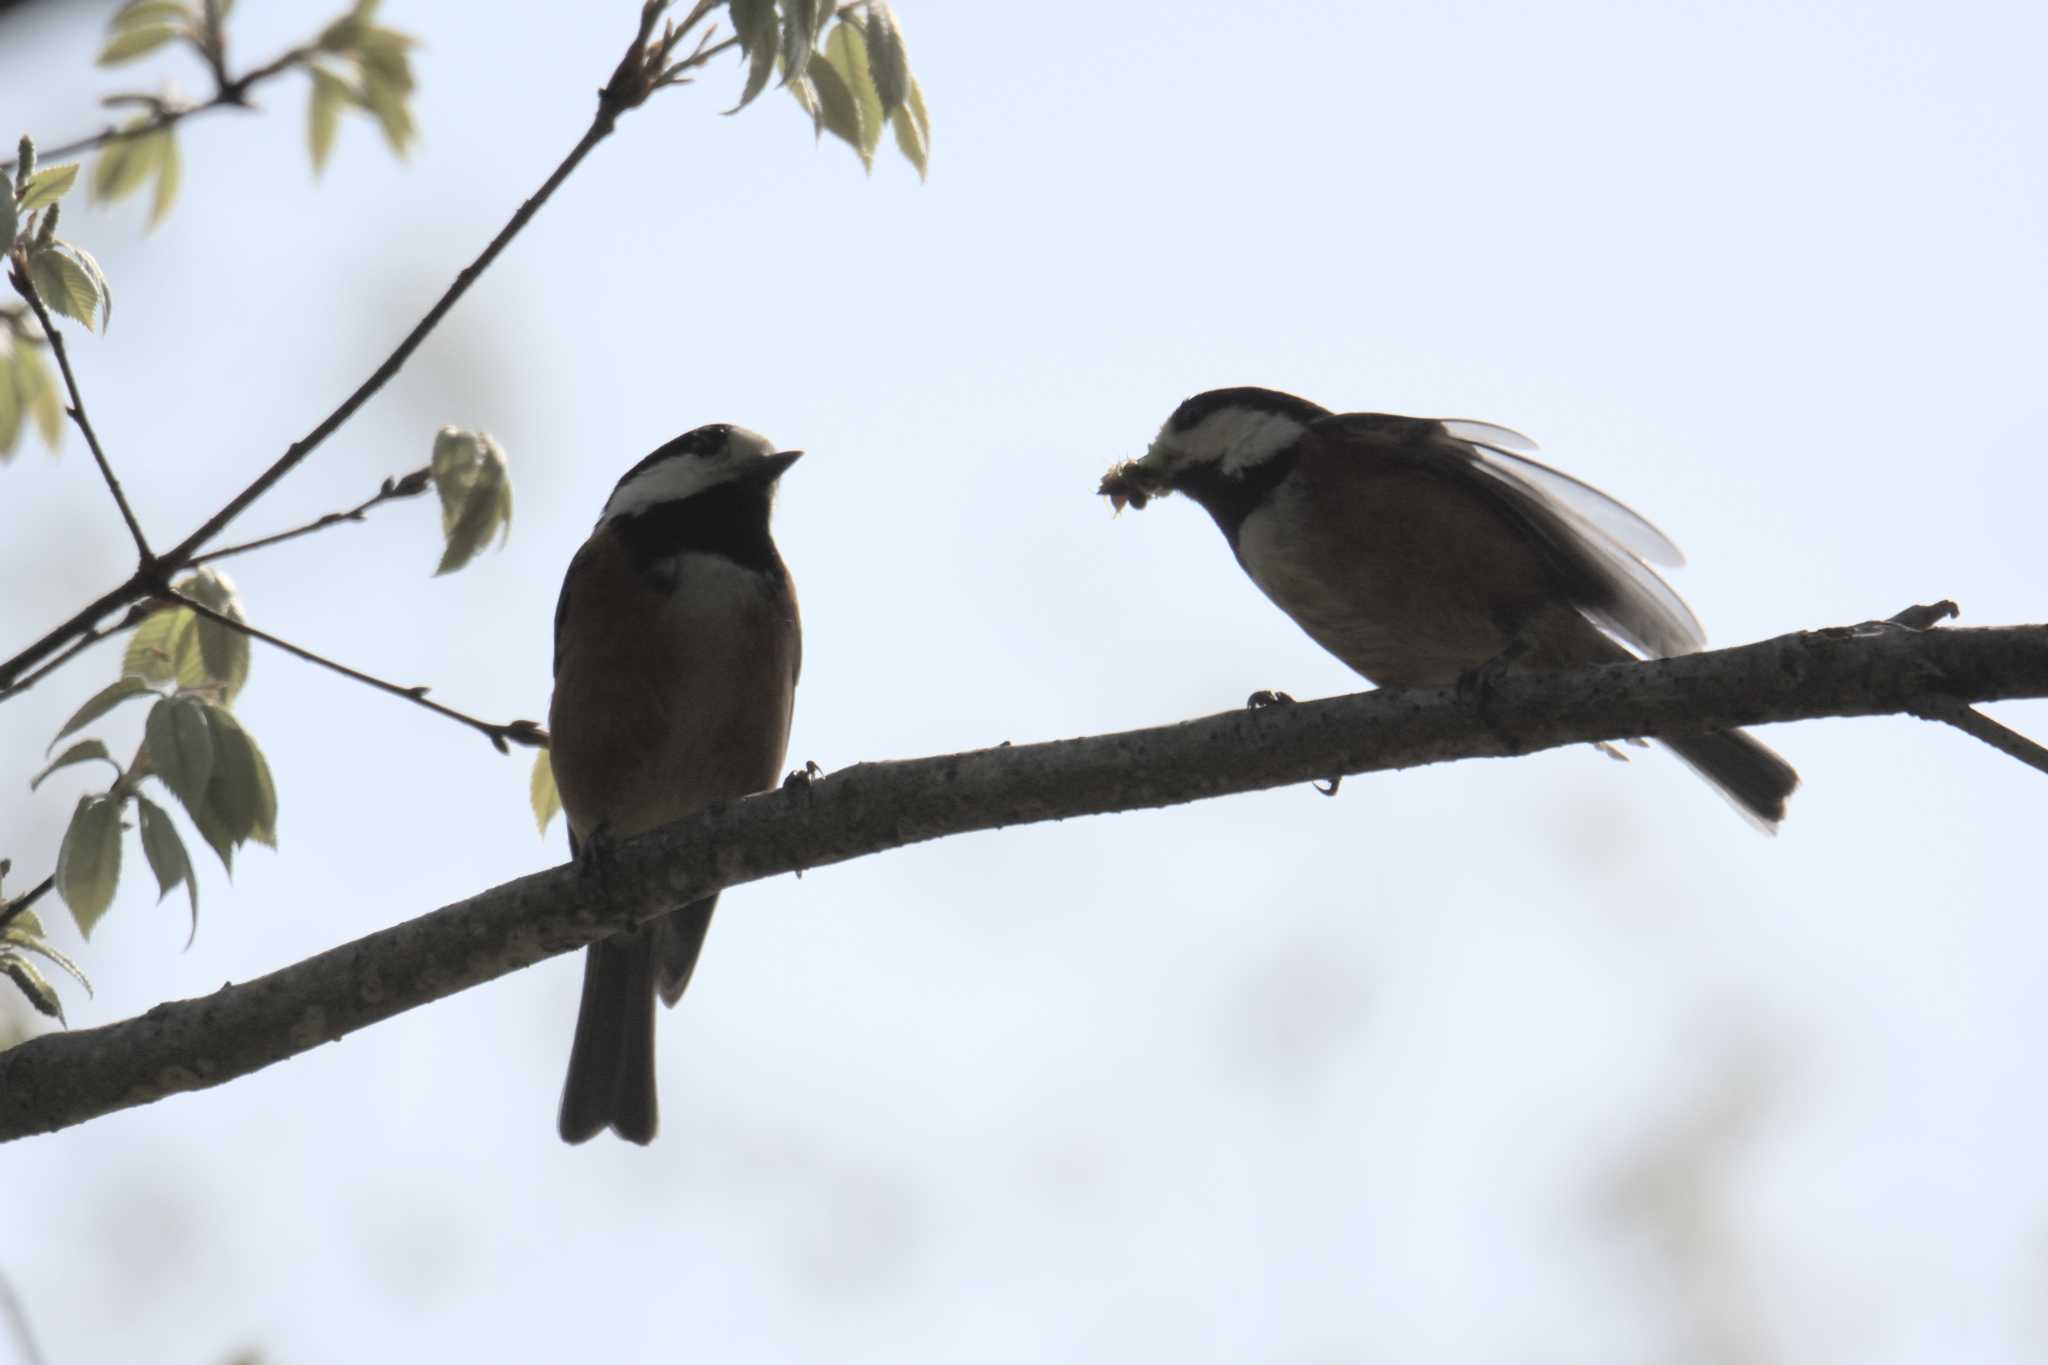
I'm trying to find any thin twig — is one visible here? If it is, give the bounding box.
[8,269,155,568]
[154,100,632,567]
[0,604,150,704]
[1919,696,2048,777]
[0,46,316,173]
[165,591,547,753]
[189,468,433,567]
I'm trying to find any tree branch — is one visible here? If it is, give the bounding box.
[8,267,154,567]
[5,617,2046,1142]
[165,590,547,753]
[187,468,432,568]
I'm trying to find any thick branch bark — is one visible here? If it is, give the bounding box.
[4,619,2045,1141]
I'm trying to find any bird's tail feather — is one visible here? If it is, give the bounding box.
[655,896,719,1007]
[1662,728,1800,831]
[558,930,659,1145]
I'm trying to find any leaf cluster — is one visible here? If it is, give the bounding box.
[730,0,930,176]
[31,569,278,953]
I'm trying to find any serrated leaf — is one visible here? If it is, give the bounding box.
[861,3,908,118]
[890,73,930,179]
[28,244,106,331]
[55,794,124,937]
[98,24,182,66]
[726,0,780,111]
[51,676,154,748]
[148,130,181,226]
[779,0,819,85]
[1,955,64,1022]
[135,793,197,938]
[92,127,162,204]
[530,747,560,836]
[823,21,882,165]
[32,739,114,791]
[18,164,79,212]
[15,345,63,448]
[805,53,869,166]
[5,928,90,992]
[307,66,350,172]
[200,703,277,847]
[146,695,215,813]
[436,433,511,574]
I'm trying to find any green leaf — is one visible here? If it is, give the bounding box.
[823,21,883,166]
[200,703,277,848]
[92,127,163,204]
[890,73,930,179]
[123,603,194,685]
[14,344,63,448]
[0,352,21,459]
[0,920,91,994]
[431,428,512,574]
[179,567,251,703]
[861,3,909,118]
[56,793,124,937]
[116,1,196,29]
[148,130,181,226]
[51,676,154,748]
[307,66,350,172]
[0,186,15,255]
[17,164,79,212]
[135,793,197,937]
[726,0,780,112]
[530,747,561,835]
[146,695,216,814]
[779,0,819,84]
[28,243,108,332]
[32,739,115,790]
[98,24,182,66]
[805,53,869,166]
[1,955,64,1023]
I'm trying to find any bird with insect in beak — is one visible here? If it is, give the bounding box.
[549,423,803,1144]
[1100,387,1797,828]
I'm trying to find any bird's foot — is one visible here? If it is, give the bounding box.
[1457,639,1531,754]
[574,823,619,911]
[781,762,824,877]
[1246,690,1341,795]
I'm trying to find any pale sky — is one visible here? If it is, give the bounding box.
[4,2,2047,1362]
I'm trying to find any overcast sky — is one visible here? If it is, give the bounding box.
[4,1,2047,1362]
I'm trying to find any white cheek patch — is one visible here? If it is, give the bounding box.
[1146,408,1308,479]
[599,426,781,522]
[602,454,732,519]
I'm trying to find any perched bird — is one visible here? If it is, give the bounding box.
[549,423,803,1144]
[1100,386,1796,827]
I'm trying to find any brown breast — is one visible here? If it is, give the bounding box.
[547,531,800,843]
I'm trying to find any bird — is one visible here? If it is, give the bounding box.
[548,422,803,1144]
[1099,386,1797,828]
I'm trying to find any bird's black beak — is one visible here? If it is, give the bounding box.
[751,449,804,482]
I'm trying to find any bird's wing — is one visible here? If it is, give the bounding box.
[1314,414,1706,659]
[1440,419,1686,567]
